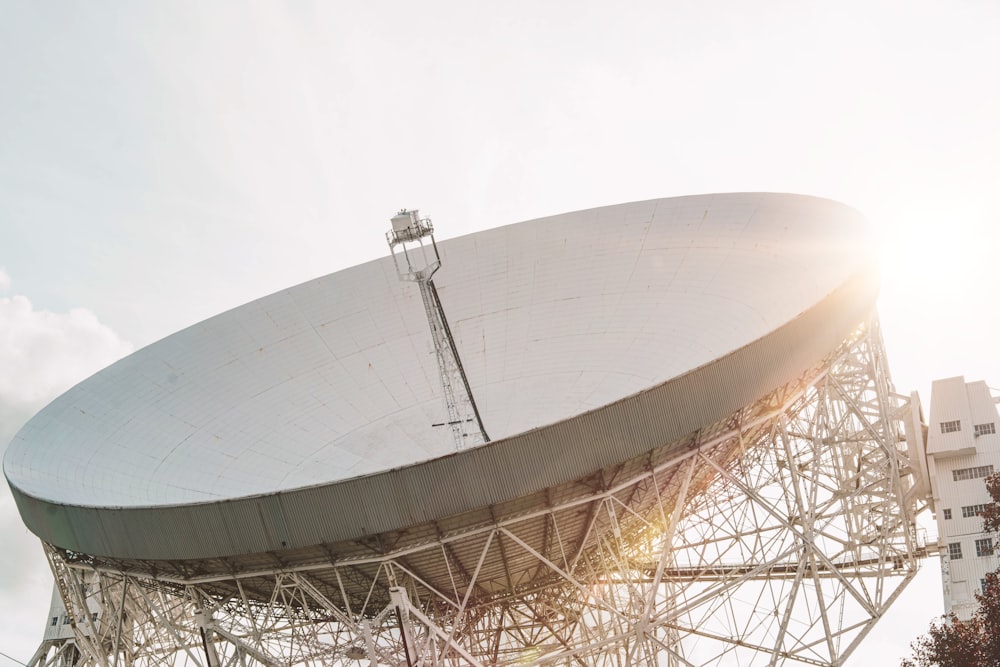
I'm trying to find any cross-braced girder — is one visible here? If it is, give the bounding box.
[40,319,923,667]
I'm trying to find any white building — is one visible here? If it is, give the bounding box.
[925,376,1000,619]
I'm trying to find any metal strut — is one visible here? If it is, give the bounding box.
[386,209,489,450]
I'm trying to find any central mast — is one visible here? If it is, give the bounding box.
[386,209,489,450]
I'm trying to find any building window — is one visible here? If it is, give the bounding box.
[91,612,98,621]
[975,422,996,436]
[63,616,70,625]
[51,617,58,627]
[953,465,995,481]
[976,538,994,557]
[943,508,952,520]
[949,542,963,560]
[962,504,988,518]
[941,420,962,433]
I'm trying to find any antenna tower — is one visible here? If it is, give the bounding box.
[386,209,489,450]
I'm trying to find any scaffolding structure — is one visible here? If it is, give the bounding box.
[31,319,925,667]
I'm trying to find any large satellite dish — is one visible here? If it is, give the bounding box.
[6,192,876,565]
[7,194,924,667]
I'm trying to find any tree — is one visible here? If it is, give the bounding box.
[981,473,1000,536]
[902,472,1000,667]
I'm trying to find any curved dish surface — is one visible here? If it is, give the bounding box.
[5,193,878,561]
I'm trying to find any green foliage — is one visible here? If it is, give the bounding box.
[902,472,1000,667]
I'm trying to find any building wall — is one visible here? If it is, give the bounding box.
[926,376,1000,620]
[40,574,103,643]
[41,584,76,642]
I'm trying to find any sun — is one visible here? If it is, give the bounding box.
[872,194,996,395]
[876,198,990,315]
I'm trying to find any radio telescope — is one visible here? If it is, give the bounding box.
[5,193,928,667]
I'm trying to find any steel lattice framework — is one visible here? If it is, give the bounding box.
[31,319,925,667]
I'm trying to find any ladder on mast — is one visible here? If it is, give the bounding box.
[386,210,489,450]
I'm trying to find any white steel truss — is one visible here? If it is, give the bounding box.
[34,319,925,667]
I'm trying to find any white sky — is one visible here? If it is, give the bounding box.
[2,1,999,664]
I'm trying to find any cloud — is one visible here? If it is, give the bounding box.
[0,294,134,422]
[0,288,133,665]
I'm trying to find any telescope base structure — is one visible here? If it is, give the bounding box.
[36,320,925,667]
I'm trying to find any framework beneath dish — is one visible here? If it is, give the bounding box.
[32,319,928,667]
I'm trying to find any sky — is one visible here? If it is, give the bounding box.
[1,0,999,664]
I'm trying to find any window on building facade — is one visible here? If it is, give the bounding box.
[949,542,963,560]
[941,420,962,433]
[976,538,994,557]
[953,465,996,481]
[943,508,952,519]
[63,616,70,625]
[50,616,58,627]
[975,422,996,436]
[962,504,988,518]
